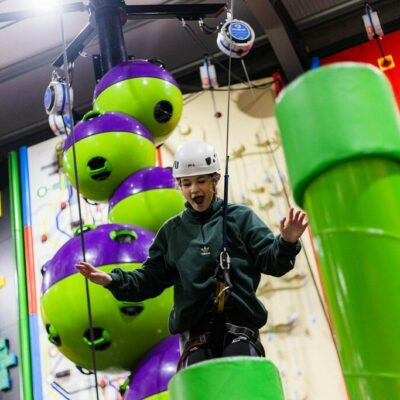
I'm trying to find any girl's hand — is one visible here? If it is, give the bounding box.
[75,261,113,287]
[280,208,308,243]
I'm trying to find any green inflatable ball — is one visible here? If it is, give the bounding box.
[93,60,183,146]
[63,111,156,202]
[40,224,173,372]
[108,167,185,232]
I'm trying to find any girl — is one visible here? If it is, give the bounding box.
[76,140,307,368]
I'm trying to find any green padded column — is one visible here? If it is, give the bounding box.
[168,357,284,400]
[305,158,400,399]
[8,152,33,400]
[275,62,400,207]
[275,63,400,400]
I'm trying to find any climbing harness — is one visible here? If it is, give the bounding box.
[177,316,265,370]
[214,250,232,312]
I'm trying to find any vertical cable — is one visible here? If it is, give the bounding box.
[240,58,344,367]
[365,2,387,61]
[221,2,234,251]
[59,12,100,399]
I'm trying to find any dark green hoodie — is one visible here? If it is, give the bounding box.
[106,197,301,334]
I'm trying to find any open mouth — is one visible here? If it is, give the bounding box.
[192,195,205,205]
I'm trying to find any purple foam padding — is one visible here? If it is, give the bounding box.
[94,60,179,98]
[109,167,176,210]
[63,112,153,151]
[125,335,180,400]
[41,224,155,294]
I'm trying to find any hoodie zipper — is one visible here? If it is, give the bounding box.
[200,224,205,243]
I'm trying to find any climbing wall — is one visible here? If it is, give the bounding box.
[26,136,128,399]
[0,180,20,399]
[163,77,348,400]
[3,76,348,399]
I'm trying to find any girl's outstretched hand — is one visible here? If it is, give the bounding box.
[280,208,308,243]
[75,261,113,287]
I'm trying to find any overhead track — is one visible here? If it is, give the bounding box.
[52,1,226,71]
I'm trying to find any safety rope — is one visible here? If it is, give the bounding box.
[214,1,234,313]
[59,12,100,399]
[240,57,344,367]
[365,2,388,63]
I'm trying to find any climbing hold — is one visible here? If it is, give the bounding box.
[0,338,18,391]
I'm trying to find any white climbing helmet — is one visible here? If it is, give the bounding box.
[172,141,220,178]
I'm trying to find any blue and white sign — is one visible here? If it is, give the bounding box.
[229,22,251,41]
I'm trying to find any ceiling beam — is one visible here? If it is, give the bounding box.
[245,0,308,82]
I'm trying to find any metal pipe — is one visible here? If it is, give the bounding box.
[19,146,43,400]
[91,0,128,73]
[8,151,34,400]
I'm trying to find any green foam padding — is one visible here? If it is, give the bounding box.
[275,62,400,207]
[168,357,284,400]
[304,158,400,400]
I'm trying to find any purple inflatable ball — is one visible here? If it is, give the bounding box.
[125,335,180,400]
[93,60,183,146]
[108,167,185,233]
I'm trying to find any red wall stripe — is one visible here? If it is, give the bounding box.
[23,226,37,315]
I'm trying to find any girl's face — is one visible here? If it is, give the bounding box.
[179,175,216,212]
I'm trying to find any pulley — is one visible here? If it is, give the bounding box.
[48,113,71,136]
[44,74,73,115]
[217,19,255,58]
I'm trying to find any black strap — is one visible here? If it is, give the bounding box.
[177,333,209,371]
[216,37,234,305]
[178,318,265,369]
[225,322,265,357]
